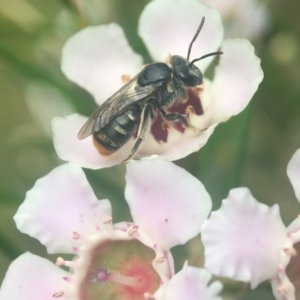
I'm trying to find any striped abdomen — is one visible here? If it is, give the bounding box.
[93,105,141,155]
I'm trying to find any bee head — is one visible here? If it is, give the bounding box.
[171,55,202,87]
[174,17,223,87]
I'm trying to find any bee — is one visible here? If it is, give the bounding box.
[78,17,223,162]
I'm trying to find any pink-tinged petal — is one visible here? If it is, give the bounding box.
[138,0,223,72]
[61,24,143,105]
[165,263,223,300]
[137,122,215,161]
[210,39,263,123]
[0,252,68,300]
[201,187,287,288]
[125,158,212,250]
[14,163,112,254]
[204,0,271,40]
[287,149,300,202]
[52,114,133,169]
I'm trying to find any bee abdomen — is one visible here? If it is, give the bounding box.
[93,106,141,155]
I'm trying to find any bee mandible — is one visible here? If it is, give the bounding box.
[77,17,223,162]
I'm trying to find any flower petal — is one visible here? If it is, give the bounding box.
[164,263,223,300]
[137,121,215,161]
[138,0,224,73]
[209,39,264,123]
[61,24,143,105]
[201,187,286,288]
[0,252,68,300]
[204,0,271,40]
[287,149,300,202]
[287,217,300,236]
[52,114,133,169]
[14,163,112,254]
[125,158,212,250]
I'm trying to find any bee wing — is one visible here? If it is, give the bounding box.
[77,74,156,139]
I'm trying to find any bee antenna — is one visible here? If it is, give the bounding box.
[186,17,205,61]
[189,51,223,66]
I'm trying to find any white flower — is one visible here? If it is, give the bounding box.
[52,0,263,169]
[0,159,221,300]
[201,149,300,300]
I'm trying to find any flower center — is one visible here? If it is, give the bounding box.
[151,87,203,143]
[115,256,159,299]
[88,241,160,300]
[55,222,172,300]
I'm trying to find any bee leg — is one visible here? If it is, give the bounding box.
[159,109,205,132]
[123,105,154,163]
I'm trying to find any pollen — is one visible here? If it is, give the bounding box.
[161,121,171,131]
[278,284,291,296]
[55,257,65,266]
[102,215,112,224]
[185,105,195,115]
[284,247,297,257]
[52,290,64,298]
[127,225,139,236]
[193,86,203,96]
[154,256,165,263]
[165,53,172,64]
[122,74,131,84]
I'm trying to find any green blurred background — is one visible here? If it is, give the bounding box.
[0,0,300,299]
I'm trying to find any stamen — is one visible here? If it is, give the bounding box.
[278,284,290,296]
[56,257,73,268]
[127,225,139,236]
[161,121,171,131]
[62,276,71,282]
[193,86,203,96]
[185,105,195,115]
[72,232,80,239]
[56,257,65,266]
[284,247,297,256]
[102,215,112,224]
[52,290,64,298]
[154,256,165,263]
[92,268,110,282]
